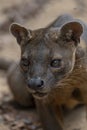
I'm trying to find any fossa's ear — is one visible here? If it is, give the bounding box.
[60,21,83,45]
[10,23,32,45]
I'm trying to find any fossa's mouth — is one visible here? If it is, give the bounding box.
[33,92,48,99]
[26,87,48,99]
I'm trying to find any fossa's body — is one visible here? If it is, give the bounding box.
[1,14,87,130]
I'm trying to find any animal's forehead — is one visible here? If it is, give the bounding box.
[30,27,60,43]
[22,41,51,60]
[22,29,53,58]
[21,28,72,59]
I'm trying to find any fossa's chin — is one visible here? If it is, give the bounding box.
[32,92,48,99]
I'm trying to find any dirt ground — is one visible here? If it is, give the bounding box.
[0,0,87,130]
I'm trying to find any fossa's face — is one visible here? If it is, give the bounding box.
[10,22,83,99]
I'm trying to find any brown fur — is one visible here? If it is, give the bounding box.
[1,14,87,130]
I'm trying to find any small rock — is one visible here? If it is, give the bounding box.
[23,118,32,125]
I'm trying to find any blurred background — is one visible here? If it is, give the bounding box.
[0,0,87,130]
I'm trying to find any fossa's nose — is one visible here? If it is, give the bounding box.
[27,77,44,90]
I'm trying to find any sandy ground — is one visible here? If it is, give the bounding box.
[0,0,87,130]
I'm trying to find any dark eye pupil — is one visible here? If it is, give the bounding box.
[21,58,29,66]
[51,59,61,68]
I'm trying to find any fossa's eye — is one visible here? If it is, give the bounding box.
[50,59,62,68]
[20,58,30,71]
[21,58,29,66]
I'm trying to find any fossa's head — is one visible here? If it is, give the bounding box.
[10,22,83,99]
